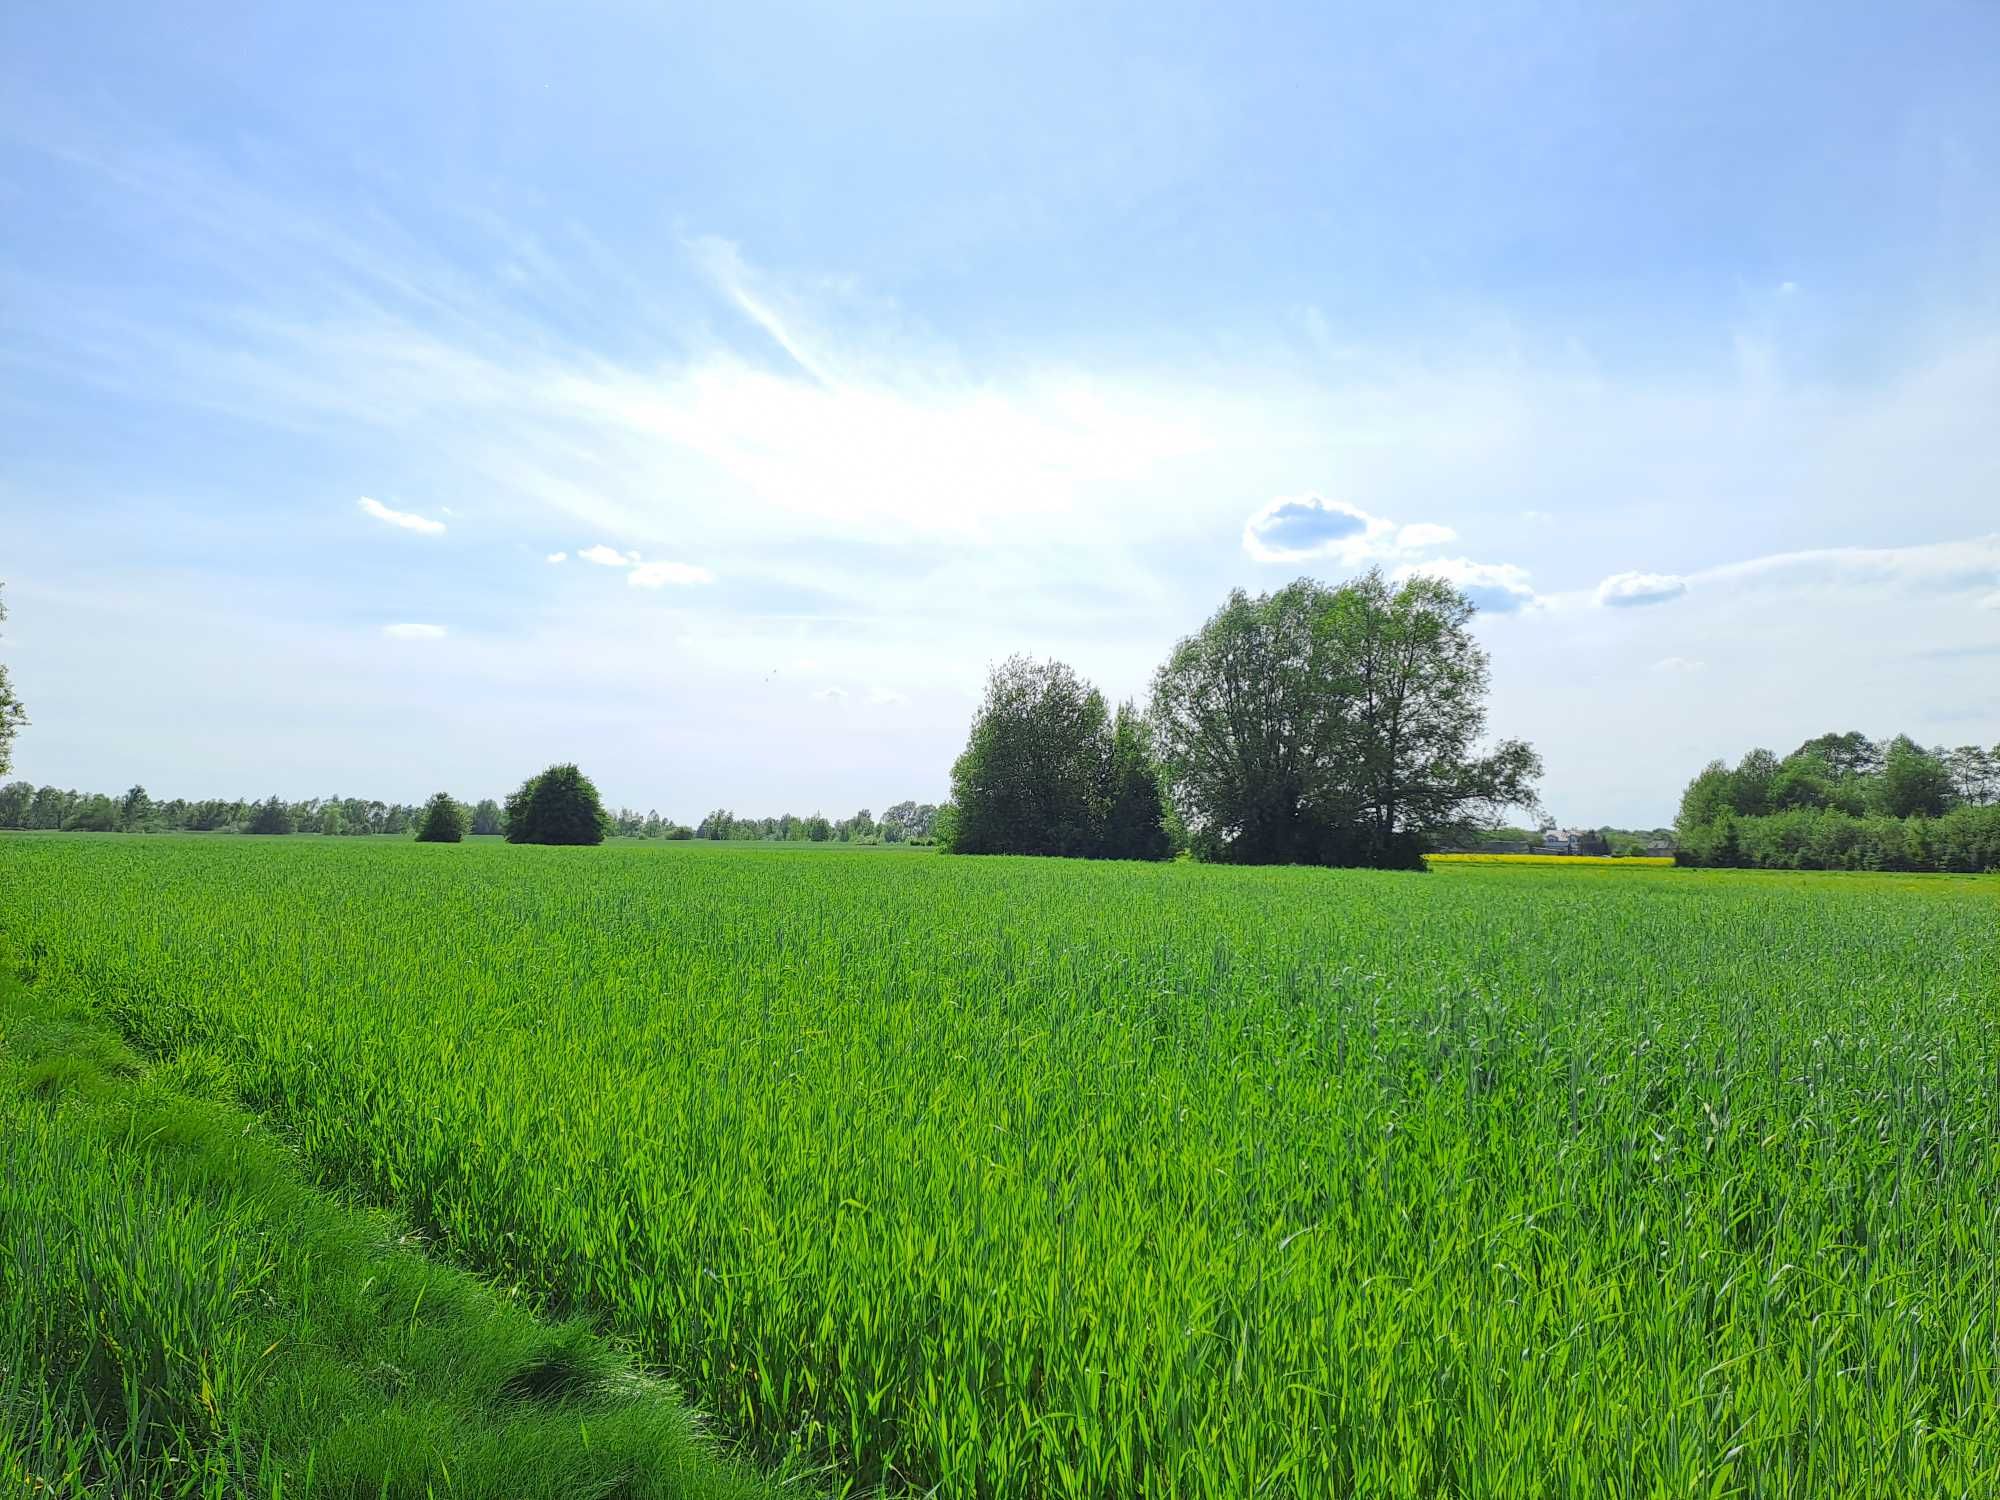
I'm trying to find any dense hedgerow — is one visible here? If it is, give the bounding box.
[1675,803,2000,871]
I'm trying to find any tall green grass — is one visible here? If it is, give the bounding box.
[0,953,782,1499]
[6,835,1999,1496]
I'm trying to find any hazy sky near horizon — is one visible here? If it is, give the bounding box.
[4,1,1998,827]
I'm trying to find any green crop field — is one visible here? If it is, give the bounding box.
[6,834,2000,1497]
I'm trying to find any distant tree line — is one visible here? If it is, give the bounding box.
[693,802,942,845]
[1675,732,2000,872]
[0,785,455,836]
[945,569,1541,868]
[0,779,942,845]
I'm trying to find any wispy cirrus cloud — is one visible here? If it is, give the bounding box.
[1595,571,1688,608]
[357,496,445,535]
[629,561,713,588]
[567,544,711,588]
[11,111,2000,826]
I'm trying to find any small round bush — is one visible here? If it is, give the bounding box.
[414,792,467,843]
[504,764,611,846]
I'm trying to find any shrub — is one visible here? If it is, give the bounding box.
[504,765,610,846]
[414,793,467,844]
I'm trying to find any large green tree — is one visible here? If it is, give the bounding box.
[1872,735,1953,819]
[1150,571,1538,867]
[0,585,26,779]
[948,656,1112,857]
[414,792,468,843]
[1327,573,1542,863]
[245,796,294,835]
[504,764,611,845]
[1099,702,1172,861]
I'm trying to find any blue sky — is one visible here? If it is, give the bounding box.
[4,0,1998,826]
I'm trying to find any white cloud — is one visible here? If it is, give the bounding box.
[546,551,567,563]
[628,561,713,588]
[1395,522,1457,550]
[813,685,848,702]
[1243,495,1455,565]
[381,622,447,640]
[357,496,445,535]
[1981,592,2000,611]
[1394,558,1543,614]
[867,686,906,705]
[578,544,639,567]
[1697,536,2000,597]
[1652,656,1707,673]
[1596,571,1689,608]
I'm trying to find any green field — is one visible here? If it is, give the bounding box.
[6,835,2000,1496]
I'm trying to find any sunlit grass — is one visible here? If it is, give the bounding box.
[6,834,1999,1497]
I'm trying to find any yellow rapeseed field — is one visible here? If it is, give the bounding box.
[1427,852,1676,866]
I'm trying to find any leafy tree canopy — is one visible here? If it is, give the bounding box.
[1150,570,1539,867]
[504,764,610,846]
[245,796,294,835]
[414,792,468,843]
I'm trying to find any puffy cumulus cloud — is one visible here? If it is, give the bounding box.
[578,544,639,567]
[629,560,713,588]
[1243,495,1456,565]
[1596,571,1689,608]
[381,622,447,640]
[357,496,444,535]
[1244,496,1385,563]
[1393,558,1543,614]
[545,551,567,563]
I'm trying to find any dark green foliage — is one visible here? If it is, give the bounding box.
[1676,732,2000,871]
[946,663,1172,861]
[60,793,120,832]
[1150,571,1539,867]
[415,792,468,843]
[1873,735,1953,818]
[244,796,294,835]
[469,798,504,836]
[1100,704,1172,861]
[504,764,610,846]
[949,657,1109,857]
